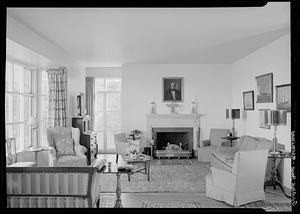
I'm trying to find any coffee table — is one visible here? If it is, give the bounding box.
[122,154,152,181]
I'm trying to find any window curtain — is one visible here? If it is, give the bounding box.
[86,77,94,130]
[48,67,68,127]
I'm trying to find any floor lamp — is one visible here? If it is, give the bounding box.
[226,109,240,137]
[261,110,287,153]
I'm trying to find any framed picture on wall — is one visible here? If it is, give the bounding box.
[276,84,291,112]
[243,90,254,110]
[162,77,184,102]
[255,73,273,103]
[259,109,271,129]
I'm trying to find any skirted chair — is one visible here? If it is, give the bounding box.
[47,127,88,167]
[114,132,141,163]
[198,128,229,162]
[206,149,269,207]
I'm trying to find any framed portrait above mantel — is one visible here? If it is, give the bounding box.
[255,73,273,103]
[162,77,183,102]
[276,84,291,112]
[243,90,254,110]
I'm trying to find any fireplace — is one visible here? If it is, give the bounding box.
[152,127,193,158]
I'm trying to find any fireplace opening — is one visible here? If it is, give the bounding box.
[152,127,193,158]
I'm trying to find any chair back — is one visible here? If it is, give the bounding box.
[114,133,129,155]
[47,127,72,147]
[114,133,127,143]
[209,128,229,147]
[232,149,269,193]
[6,138,17,165]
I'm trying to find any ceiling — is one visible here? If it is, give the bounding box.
[7,2,290,67]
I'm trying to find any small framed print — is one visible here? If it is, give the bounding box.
[259,109,271,129]
[276,84,291,112]
[243,90,254,110]
[256,73,273,103]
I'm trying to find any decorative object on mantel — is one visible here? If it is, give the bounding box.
[191,101,197,114]
[150,101,156,114]
[260,109,287,153]
[166,101,180,114]
[226,109,240,137]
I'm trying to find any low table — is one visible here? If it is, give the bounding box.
[122,154,152,181]
[221,136,240,147]
[155,150,192,159]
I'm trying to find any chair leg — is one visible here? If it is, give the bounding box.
[116,154,119,163]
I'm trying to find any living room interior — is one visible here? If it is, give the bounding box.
[4,2,293,210]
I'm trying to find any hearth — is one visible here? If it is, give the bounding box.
[152,127,193,158]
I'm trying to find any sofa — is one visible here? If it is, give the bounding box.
[211,135,284,182]
[6,166,101,208]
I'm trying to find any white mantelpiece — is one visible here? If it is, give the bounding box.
[146,113,202,151]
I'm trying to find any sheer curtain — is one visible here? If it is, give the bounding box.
[86,77,95,130]
[47,67,68,127]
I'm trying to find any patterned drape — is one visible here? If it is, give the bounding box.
[48,67,68,127]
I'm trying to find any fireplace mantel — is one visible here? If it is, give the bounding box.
[146,113,203,152]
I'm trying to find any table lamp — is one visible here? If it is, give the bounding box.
[261,110,287,153]
[226,109,240,137]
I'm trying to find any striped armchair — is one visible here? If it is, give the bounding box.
[6,167,101,208]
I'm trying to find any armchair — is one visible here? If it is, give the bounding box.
[47,127,88,167]
[114,132,141,163]
[198,128,229,162]
[206,149,269,207]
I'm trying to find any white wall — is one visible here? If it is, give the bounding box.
[122,64,233,146]
[231,33,291,188]
[6,15,85,125]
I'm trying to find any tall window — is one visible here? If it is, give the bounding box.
[5,60,33,152]
[39,70,49,145]
[94,78,121,153]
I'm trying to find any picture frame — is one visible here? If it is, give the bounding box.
[162,77,184,102]
[259,109,271,129]
[276,84,291,112]
[243,90,254,110]
[255,73,273,103]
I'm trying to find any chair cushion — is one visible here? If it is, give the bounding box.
[209,129,229,147]
[48,127,72,147]
[54,139,75,156]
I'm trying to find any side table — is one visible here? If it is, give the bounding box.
[221,136,240,147]
[264,151,291,199]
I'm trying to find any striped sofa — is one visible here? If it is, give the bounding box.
[6,167,101,208]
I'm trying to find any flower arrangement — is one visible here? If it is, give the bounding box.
[130,129,143,140]
[127,144,139,159]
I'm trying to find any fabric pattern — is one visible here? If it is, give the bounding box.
[55,139,75,156]
[48,67,68,127]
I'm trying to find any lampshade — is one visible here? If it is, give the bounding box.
[231,109,240,119]
[261,110,287,126]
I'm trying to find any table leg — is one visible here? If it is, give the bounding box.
[114,172,123,208]
[147,161,150,181]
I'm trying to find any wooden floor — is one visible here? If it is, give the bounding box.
[97,154,291,208]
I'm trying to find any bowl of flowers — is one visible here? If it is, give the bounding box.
[127,144,139,160]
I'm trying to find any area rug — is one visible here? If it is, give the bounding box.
[141,200,291,211]
[158,159,192,165]
[99,163,210,193]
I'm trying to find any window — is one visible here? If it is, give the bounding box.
[94,78,121,152]
[39,70,49,146]
[5,60,33,152]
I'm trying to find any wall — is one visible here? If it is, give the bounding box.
[231,33,291,188]
[122,64,233,147]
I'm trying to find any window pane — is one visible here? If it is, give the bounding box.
[24,97,31,122]
[41,120,48,146]
[106,112,121,130]
[96,131,104,151]
[41,96,48,119]
[5,94,13,123]
[95,79,105,92]
[13,94,21,122]
[13,64,24,93]
[95,92,104,111]
[107,94,120,111]
[41,70,48,95]
[24,69,31,93]
[106,79,121,91]
[94,112,104,130]
[24,124,31,148]
[5,125,13,139]
[6,61,13,91]
[107,131,118,150]
[13,124,25,152]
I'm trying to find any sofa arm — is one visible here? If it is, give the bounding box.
[75,145,88,157]
[211,167,236,191]
[201,140,211,147]
[216,145,239,153]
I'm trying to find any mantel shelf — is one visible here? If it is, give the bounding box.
[146,113,204,119]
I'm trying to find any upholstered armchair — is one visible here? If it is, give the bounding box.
[114,132,141,163]
[47,127,88,167]
[198,128,229,162]
[206,149,269,207]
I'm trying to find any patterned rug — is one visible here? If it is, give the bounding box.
[141,200,291,211]
[99,163,210,192]
[158,159,193,165]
